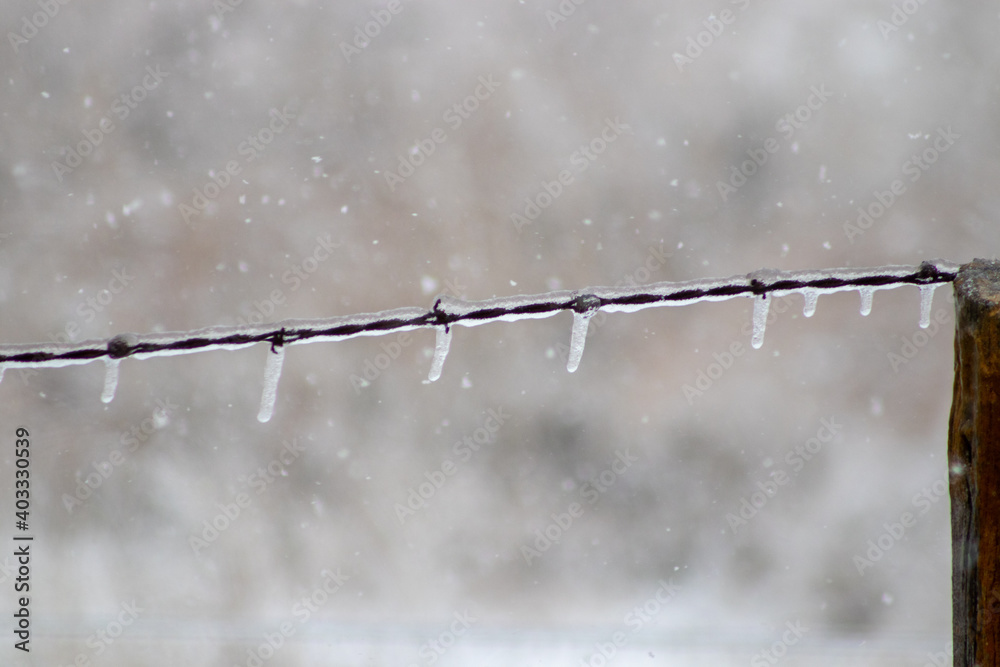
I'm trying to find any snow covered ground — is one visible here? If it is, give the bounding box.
[0,0,996,664]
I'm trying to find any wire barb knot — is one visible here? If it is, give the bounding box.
[431,298,452,333]
[916,260,947,283]
[107,334,137,359]
[0,259,964,398]
[269,328,286,354]
[571,294,603,314]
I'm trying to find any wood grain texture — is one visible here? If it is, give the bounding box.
[950,258,1000,666]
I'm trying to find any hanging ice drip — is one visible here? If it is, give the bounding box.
[257,330,286,423]
[0,260,961,420]
[566,294,602,373]
[427,325,452,382]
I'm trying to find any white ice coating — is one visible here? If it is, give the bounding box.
[257,345,286,423]
[566,311,595,373]
[101,358,120,404]
[427,327,452,382]
[591,275,748,314]
[801,289,819,318]
[0,262,956,368]
[131,307,434,358]
[919,284,938,328]
[751,294,770,349]
[0,261,958,419]
[433,293,574,327]
[270,308,431,346]
[859,287,874,316]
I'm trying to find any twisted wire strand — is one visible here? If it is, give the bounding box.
[0,260,959,369]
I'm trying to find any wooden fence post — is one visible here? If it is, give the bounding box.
[950,258,1000,666]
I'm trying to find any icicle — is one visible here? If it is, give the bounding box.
[567,295,602,373]
[801,289,818,318]
[101,358,120,404]
[427,326,452,382]
[257,345,286,423]
[0,364,5,385]
[859,287,874,316]
[567,311,594,373]
[751,294,770,349]
[918,284,937,329]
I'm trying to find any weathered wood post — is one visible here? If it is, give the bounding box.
[950,258,1000,666]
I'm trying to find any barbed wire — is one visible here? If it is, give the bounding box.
[0,260,961,421]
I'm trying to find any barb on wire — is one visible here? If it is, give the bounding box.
[0,259,961,422]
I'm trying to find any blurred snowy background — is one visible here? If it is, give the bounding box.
[0,0,997,664]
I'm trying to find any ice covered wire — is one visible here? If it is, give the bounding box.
[0,260,961,418]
